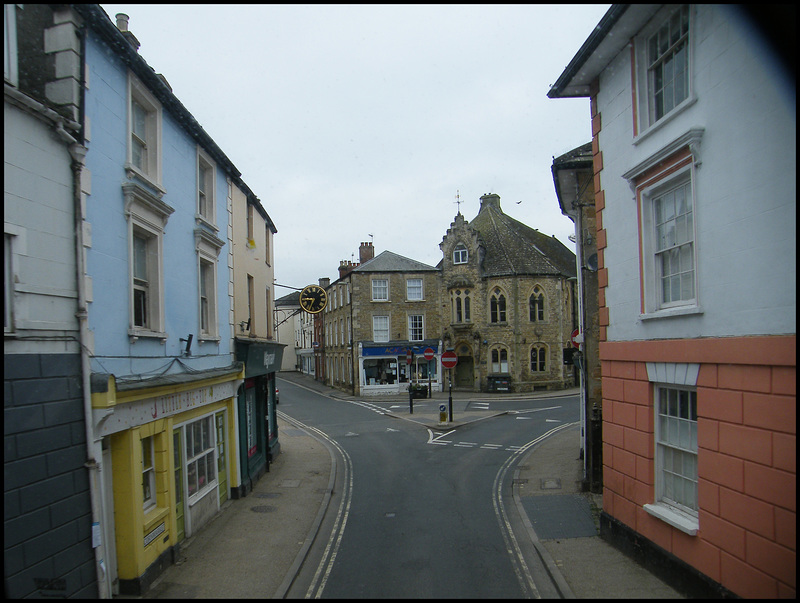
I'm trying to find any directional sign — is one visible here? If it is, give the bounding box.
[423,347,435,361]
[441,350,458,369]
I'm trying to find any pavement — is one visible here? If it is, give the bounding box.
[121,371,685,599]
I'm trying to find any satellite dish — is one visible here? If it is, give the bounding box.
[585,253,598,272]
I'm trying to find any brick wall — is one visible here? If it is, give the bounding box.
[600,336,796,598]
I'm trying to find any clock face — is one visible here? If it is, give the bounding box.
[299,285,328,314]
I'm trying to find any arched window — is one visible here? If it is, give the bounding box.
[450,289,471,323]
[490,288,506,323]
[529,286,545,322]
[491,347,509,373]
[531,344,547,372]
[453,244,468,264]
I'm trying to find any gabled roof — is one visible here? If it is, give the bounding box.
[468,195,576,278]
[353,250,438,274]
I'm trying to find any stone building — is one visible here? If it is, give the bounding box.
[440,193,577,393]
[324,242,443,396]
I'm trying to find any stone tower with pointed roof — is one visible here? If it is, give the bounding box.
[440,193,577,392]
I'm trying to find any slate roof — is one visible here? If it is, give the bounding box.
[353,250,438,273]
[468,195,576,278]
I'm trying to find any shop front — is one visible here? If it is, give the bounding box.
[92,365,244,596]
[358,340,442,396]
[234,339,285,497]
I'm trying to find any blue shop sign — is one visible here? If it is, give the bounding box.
[362,343,438,357]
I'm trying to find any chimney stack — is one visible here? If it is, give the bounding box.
[318,277,330,289]
[339,260,359,279]
[359,241,374,264]
[115,13,141,51]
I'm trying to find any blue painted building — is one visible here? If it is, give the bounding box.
[70,5,270,595]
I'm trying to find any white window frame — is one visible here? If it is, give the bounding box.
[372,278,388,301]
[644,362,700,535]
[633,4,695,142]
[127,73,163,188]
[408,314,424,341]
[123,182,173,341]
[198,255,217,337]
[197,148,216,226]
[453,243,468,264]
[637,161,699,318]
[142,435,156,511]
[372,315,389,342]
[406,278,423,301]
[4,229,18,333]
[183,414,218,504]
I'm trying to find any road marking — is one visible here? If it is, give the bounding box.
[515,417,532,420]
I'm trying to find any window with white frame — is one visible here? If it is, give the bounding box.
[372,315,389,342]
[453,243,468,264]
[634,5,692,135]
[644,362,700,535]
[128,73,162,186]
[490,347,509,373]
[637,160,698,315]
[142,435,156,510]
[123,182,172,338]
[406,278,423,301]
[408,315,423,341]
[198,256,216,336]
[655,386,698,513]
[372,279,388,301]
[185,415,216,500]
[197,150,216,224]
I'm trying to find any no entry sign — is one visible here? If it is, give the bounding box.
[423,347,435,361]
[441,350,458,369]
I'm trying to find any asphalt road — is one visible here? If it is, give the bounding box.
[278,379,579,599]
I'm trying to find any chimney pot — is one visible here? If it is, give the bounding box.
[115,13,129,31]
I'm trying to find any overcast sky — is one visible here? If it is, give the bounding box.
[99,4,610,294]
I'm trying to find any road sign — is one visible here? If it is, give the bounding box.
[423,347,435,361]
[571,328,582,349]
[441,350,458,369]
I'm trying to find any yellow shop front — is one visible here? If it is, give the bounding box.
[92,366,243,596]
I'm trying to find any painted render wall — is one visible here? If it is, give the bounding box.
[82,29,233,377]
[596,4,796,344]
[589,5,796,598]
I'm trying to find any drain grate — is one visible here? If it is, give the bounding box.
[250,505,276,514]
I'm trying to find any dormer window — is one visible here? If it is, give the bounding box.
[453,244,468,264]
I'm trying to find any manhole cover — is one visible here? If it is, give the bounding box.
[254,492,281,499]
[250,505,275,513]
[541,478,562,490]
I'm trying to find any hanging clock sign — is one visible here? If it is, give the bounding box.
[299,284,328,314]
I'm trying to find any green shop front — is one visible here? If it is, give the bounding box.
[234,339,285,497]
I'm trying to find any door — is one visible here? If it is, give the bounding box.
[454,356,474,389]
[215,411,228,505]
[173,429,185,542]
